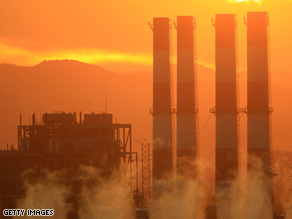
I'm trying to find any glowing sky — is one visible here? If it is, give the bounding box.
[228,0,262,3]
[0,0,291,72]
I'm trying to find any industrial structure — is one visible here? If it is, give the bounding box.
[246,11,272,176]
[175,16,199,179]
[0,112,138,219]
[211,14,240,217]
[140,140,151,207]
[134,139,152,208]
[0,10,280,219]
[150,17,174,194]
[246,11,273,216]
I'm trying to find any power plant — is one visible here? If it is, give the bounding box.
[0,112,139,219]
[149,11,276,219]
[0,11,287,219]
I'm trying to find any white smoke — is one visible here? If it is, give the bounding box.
[149,159,210,219]
[15,170,70,219]
[15,166,134,219]
[14,155,284,219]
[77,165,133,219]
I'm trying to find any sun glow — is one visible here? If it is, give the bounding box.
[0,43,152,66]
[228,0,262,4]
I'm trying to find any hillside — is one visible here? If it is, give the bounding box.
[0,60,291,161]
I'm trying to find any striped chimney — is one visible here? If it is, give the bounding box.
[246,11,273,217]
[214,14,240,217]
[247,11,272,174]
[176,16,198,180]
[151,17,174,187]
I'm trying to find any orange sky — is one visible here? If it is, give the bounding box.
[0,0,291,72]
[0,0,291,156]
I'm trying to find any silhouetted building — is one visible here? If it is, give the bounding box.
[0,112,137,219]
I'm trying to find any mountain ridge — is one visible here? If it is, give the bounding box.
[0,59,291,156]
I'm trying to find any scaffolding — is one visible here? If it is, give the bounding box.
[169,19,177,190]
[141,140,151,207]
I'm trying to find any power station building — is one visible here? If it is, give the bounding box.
[0,10,277,219]
[0,112,137,219]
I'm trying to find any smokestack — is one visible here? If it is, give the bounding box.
[176,16,198,179]
[213,14,239,217]
[247,11,272,174]
[150,17,174,193]
[246,11,273,213]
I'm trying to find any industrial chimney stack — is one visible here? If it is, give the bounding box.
[149,12,274,215]
[151,17,174,195]
[176,16,199,180]
[247,11,272,175]
[246,11,273,216]
[213,14,240,217]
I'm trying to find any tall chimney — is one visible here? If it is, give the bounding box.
[213,14,239,218]
[246,11,273,217]
[151,17,174,195]
[176,16,198,180]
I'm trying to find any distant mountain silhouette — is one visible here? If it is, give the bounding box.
[0,59,291,157]
[35,59,116,76]
[0,60,152,152]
